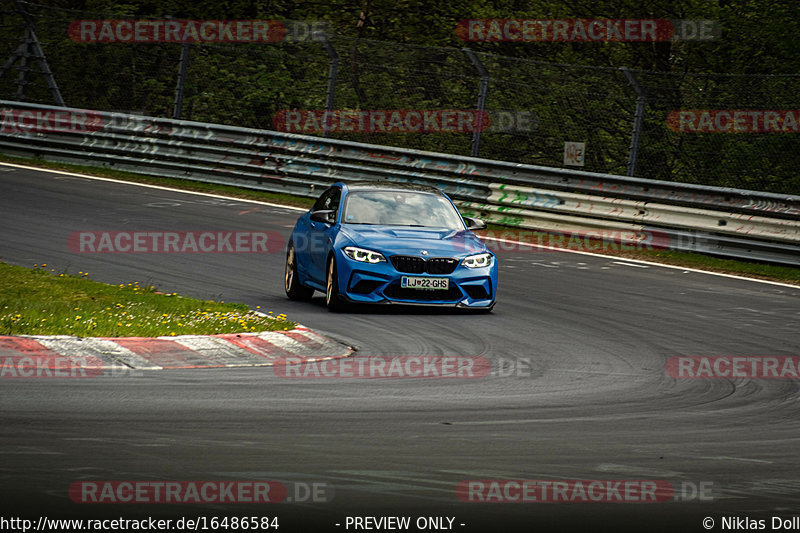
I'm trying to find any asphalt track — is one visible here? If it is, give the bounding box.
[1,164,799,532]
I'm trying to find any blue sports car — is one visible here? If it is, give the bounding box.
[284,181,498,311]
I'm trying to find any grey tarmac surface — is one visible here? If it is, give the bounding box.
[1,164,799,532]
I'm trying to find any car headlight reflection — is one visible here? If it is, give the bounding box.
[344,246,387,263]
[462,252,493,268]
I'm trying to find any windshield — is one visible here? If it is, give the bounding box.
[342,190,465,229]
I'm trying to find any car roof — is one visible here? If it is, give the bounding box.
[342,180,442,194]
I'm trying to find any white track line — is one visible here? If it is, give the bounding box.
[612,261,650,268]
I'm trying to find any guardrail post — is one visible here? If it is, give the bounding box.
[621,67,646,177]
[172,42,191,119]
[319,33,339,138]
[463,48,489,158]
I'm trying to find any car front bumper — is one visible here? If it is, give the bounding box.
[336,251,497,308]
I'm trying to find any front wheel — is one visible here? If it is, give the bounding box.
[325,256,348,312]
[285,242,314,301]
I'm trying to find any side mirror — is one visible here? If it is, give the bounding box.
[310,210,336,224]
[464,217,486,231]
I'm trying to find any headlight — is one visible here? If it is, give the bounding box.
[462,252,493,268]
[344,246,387,263]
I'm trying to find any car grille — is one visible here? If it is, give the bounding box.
[390,255,425,273]
[390,255,459,275]
[383,283,463,301]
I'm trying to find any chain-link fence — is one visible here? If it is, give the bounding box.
[2,0,799,194]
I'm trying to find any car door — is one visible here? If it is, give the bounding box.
[307,186,341,284]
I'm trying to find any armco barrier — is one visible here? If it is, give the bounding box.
[1,100,799,265]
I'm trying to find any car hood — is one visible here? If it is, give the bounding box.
[338,225,489,257]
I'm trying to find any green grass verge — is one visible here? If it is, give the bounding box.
[0,262,295,337]
[2,154,798,286]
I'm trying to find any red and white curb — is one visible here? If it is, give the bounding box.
[0,326,354,372]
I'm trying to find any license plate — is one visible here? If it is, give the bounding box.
[401,276,449,290]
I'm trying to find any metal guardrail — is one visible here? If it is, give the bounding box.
[1,99,799,266]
